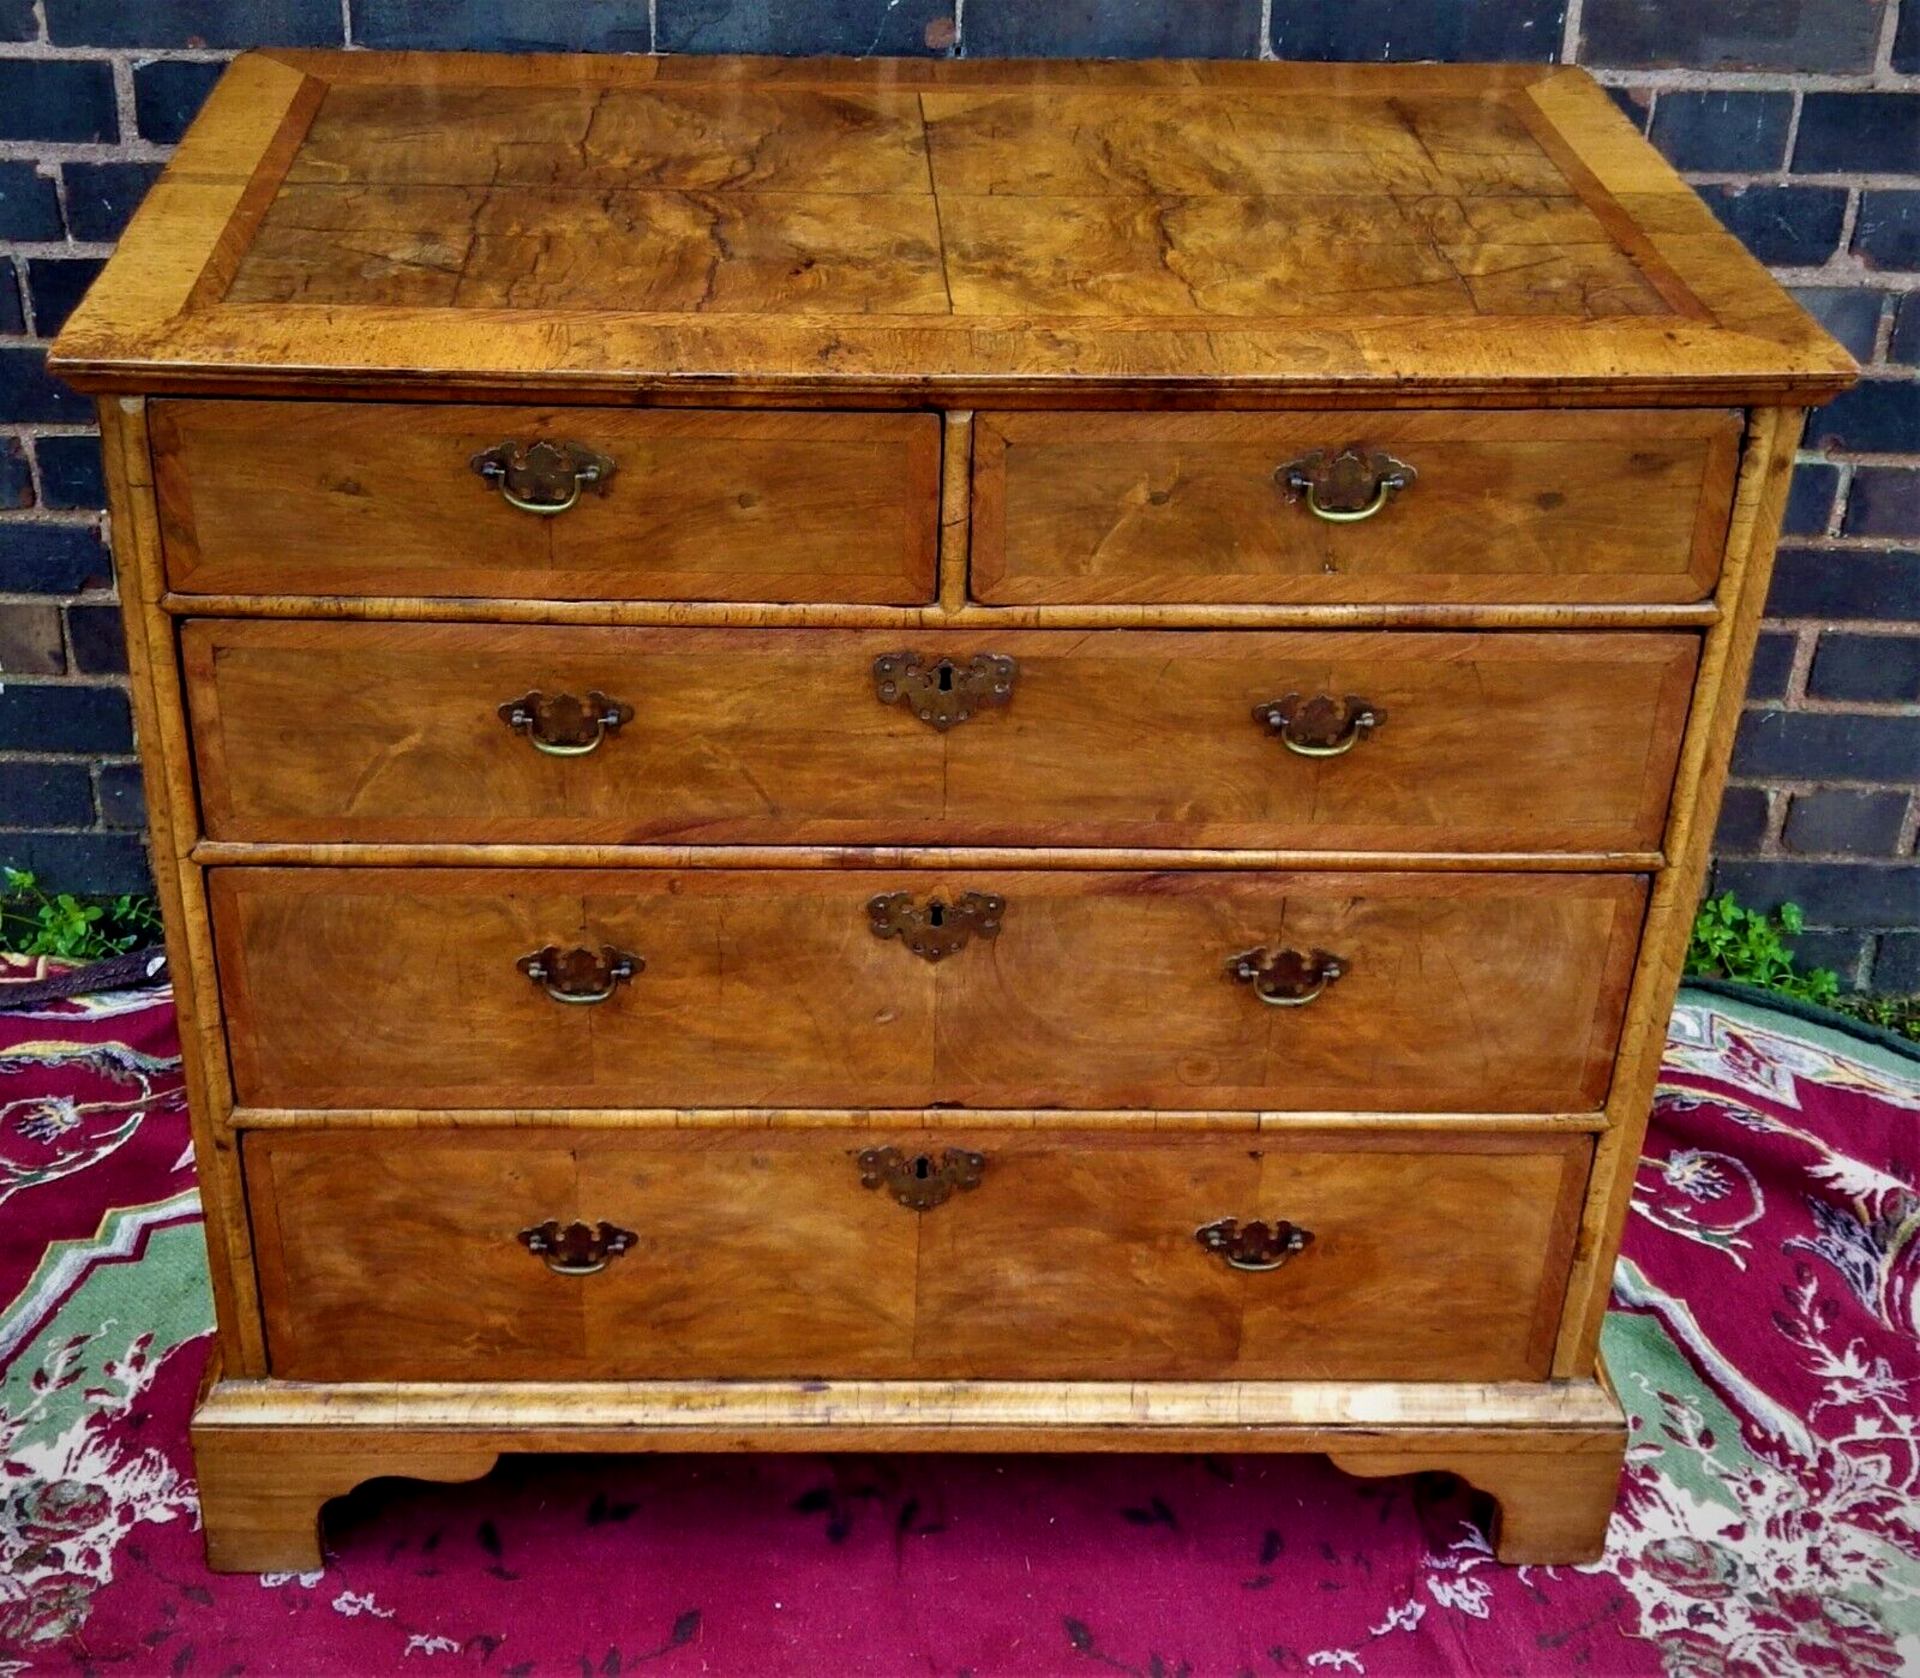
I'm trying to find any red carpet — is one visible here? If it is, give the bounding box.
[3,959,1916,1674]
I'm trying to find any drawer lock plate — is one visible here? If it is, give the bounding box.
[868,891,1005,963]
[874,651,1017,731]
[857,1145,986,1211]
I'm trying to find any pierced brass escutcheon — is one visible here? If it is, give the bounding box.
[857,1145,986,1211]
[868,891,1005,963]
[1196,1218,1314,1272]
[873,651,1017,731]
[470,439,617,515]
[1276,447,1415,522]
[1253,692,1384,758]
[499,690,634,756]
[1227,946,1346,1008]
[518,1219,637,1275]
[517,944,643,1005]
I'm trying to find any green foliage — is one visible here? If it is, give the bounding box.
[1833,993,1920,1045]
[1,867,163,962]
[1687,892,1842,1007]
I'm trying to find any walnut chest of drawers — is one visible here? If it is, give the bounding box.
[51,50,1854,1573]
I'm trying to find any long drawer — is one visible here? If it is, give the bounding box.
[183,623,1697,853]
[152,401,941,603]
[210,868,1646,1113]
[972,408,1741,605]
[246,1127,1591,1383]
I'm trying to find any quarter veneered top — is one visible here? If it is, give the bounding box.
[52,51,1854,403]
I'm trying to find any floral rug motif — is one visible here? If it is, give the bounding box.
[1,964,1916,1675]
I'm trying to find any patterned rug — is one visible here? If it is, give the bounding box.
[2,962,1916,1676]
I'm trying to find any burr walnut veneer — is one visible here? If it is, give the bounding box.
[52,50,1853,1574]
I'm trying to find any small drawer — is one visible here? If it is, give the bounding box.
[246,1126,1591,1383]
[152,400,940,603]
[184,621,1696,854]
[211,867,1646,1114]
[971,408,1741,605]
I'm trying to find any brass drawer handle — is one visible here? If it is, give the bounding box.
[1227,946,1345,1007]
[471,439,617,515]
[868,891,1005,963]
[1253,693,1383,758]
[499,689,634,756]
[1277,447,1414,523]
[858,1145,986,1211]
[518,1219,636,1275]
[874,651,1017,731]
[1197,1217,1313,1272]
[516,944,642,1005]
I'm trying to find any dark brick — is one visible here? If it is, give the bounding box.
[0,349,93,424]
[1809,632,1920,702]
[1268,0,1561,60]
[1650,91,1791,172]
[1793,93,1920,175]
[1732,709,1920,783]
[970,0,1263,58]
[0,437,32,511]
[0,761,97,831]
[1893,294,1920,366]
[1805,383,1920,455]
[1714,784,1771,850]
[0,830,150,895]
[93,760,145,829]
[1769,548,1920,621]
[1897,0,1920,75]
[1697,184,1846,267]
[0,162,64,242]
[0,522,112,594]
[371,0,652,50]
[1855,192,1920,270]
[1581,0,1883,71]
[1788,929,1870,982]
[1783,461,1839,536]
[0,761,93,828]
[46,0,339,48]
[1845,468,1920,539]
[35,435,104,511]
[1788,288,1883,363]
[0,259,22,336]
[0,683,131,752]
[1713,860,1920,930]
[1874,932,1920,993]
[0,60,116,143]
[1604,86,1651,131]
[1747,630,1799,699]
[0,603,63,674]
[63,163,163,243]
[26,259,105,339]
[65,604,125,674]
[1783,789,1910,856]
[133,58,227,144]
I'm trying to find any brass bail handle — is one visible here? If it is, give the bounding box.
[518,1219,636,1276]
[471,439,617,516]
[1227,946,1345,1008]
[499,690,634,757]
[516,944,643,1005]
[1253,693,1384,759]
[1277,447,1415,523]
[1196,1218,1314,1272]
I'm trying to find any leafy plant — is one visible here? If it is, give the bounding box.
[1687,892,1842,1007]
[1,866,163,961]
[1833,992,1920,1045]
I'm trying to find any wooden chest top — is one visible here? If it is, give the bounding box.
[52,51,1850,406]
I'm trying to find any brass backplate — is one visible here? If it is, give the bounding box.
[868,891,1006,962]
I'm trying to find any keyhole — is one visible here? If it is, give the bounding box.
[913,1155,932,1179]
[927,902,946,927]
[937,663,955,692]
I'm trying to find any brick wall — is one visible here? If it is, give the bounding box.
[0,0,1915,990]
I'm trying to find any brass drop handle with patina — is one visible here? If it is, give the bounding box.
[1277,447,1415,523]
[499,689,633,756]
[516,944,643,1005]
[517,1219,636,1275]
[1253,693,1384,758]
[1196,1218,1314,1272]
[1227,946,1346,1008]
[471,439,617,515]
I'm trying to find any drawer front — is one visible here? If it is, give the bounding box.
[247,1128,1590,1383]
[185,622,1696,853]
[153,401,940,603]
[973,409,1741,605]
[212,868,1645,1113]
